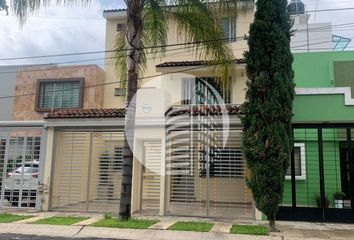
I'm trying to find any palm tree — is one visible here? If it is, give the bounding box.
[115,0,252,220]
[0,0,8,15]
[10,0,252,220]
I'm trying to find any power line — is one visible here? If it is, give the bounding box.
[306,7,354,13]
[0,41,245,74]
[0,23,352,62]
[0,17,353,62]
[0,31,353,75]
[0,37,353,98]
[0,62,237,100]
[0,36,248,62]
[0,33,351,77]
[0,16,354,61]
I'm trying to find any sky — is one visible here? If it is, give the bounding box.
[0,0,125,66]
[0,0,353,67]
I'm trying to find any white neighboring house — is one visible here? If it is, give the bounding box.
[287,0,351,52]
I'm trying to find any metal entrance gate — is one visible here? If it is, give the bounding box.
[165,110,253,219]
[51,130,124,212]
[278,124,354,223]
[0,128,43,209]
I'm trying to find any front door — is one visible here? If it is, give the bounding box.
[141,142,162,213]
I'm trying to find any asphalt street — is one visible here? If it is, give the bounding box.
[0,234,121,240]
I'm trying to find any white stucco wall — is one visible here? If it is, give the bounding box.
[291,14,332,53]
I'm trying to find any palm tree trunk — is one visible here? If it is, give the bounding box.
[118,1,143,220]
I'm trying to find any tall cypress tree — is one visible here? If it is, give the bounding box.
[241,0,294,231]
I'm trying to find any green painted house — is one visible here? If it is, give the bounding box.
[278,51,354,222]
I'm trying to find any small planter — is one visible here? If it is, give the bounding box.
[315,195,330,208]
[334,199,344,209]
[333,192,346,209]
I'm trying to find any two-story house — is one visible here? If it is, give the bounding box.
[40,2,256,220]
[0,0,353,224]
[0,64,106,210]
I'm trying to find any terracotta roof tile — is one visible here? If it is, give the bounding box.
[165,104,241,117]
[156,59,246,68]
[44,108,125,119]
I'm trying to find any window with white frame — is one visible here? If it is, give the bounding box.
[286,143,306,180]
[220,17,236,42]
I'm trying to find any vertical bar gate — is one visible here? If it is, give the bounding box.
[278,124,354,223]
[0,127,43,209]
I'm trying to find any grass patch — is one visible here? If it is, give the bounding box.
[91,218,159,229]
[168,221,213,232]
[0,213,34,223]
[32,216,88,225]
[230,224,269,235]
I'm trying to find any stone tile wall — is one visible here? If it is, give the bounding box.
[13,65,105,121]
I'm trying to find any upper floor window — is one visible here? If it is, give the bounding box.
[221,17,236,42]
[182,77,231,105]
[36,79,83,112]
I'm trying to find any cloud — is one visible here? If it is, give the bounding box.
[0,0,126,66]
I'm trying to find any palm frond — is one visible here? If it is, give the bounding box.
[114,32,128,89]
[11,0,91,27]
[141,0,168,60]
[166,0,235,85]
[114,32,147,90]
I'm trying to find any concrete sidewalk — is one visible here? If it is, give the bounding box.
[0,223,280,240]
[1,211,354,240]
[271,221,354,240]
[0,222,353,240]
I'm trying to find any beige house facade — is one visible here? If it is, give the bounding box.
[98,4,256,219]
[0,4,258,221]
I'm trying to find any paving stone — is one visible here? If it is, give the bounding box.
[211,222,232,233]
[14,216,44,224]
[73,217,103,226]
[280,228,331,239]
[149,221,176,230]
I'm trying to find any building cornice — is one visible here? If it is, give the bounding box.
[295,87,354,106]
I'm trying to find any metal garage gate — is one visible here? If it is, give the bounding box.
[0,127,43,209]
[51,130,124,212]
[165,113,253,219]
[278,125,354,223]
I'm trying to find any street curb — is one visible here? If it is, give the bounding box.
[0,223,82,238]
[77,226,283,240]
[0,223,283,240]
